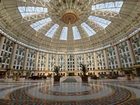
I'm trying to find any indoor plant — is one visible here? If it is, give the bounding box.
[80,63,88,82]
[53,65,61,83]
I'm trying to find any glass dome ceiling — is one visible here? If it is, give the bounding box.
[18,0,123,41]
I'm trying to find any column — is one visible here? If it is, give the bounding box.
[65,54,68,75]
[74,54,77,74]
[103,49,109,69]
[127,39,136,65]
[55,54,58,66]
[35,51,39,70]
[45,53,49,71]
[0,35,5,56]
[84,53,87,65]
[93,52,98,70]
[84,53,88,73]
[23,48,29,70]
[114,45,121,68]
[9,43,17,69]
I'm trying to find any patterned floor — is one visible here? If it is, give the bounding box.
[0,77,140,105]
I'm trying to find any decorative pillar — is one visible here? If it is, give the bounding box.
[55,54,58,66]
[103,49,109,69]
[74,54,77,75]
[23,48,29,70]
[93,52,98,70]
[65,54,68,75]
[0,35,5,56]
[9,43,17,69]
[84,53,87,65]
[35,51,39,70]
[114,45,121,68]
[45,53,49,71]
[127,39,136,65]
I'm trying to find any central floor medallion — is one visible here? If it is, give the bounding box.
[51,83,90,92]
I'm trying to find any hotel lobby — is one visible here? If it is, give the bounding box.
[0,0,140,105]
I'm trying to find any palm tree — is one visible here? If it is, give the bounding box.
[53,65,61,82]
[80,63,87,76]
[80,63,88,82]
[54,65,61,76]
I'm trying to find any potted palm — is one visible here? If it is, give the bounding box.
[53,65,61,83]
[80,63,88,82]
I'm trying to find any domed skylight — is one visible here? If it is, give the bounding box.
[18,0,123,40]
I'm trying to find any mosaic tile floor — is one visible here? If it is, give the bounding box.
[0,77,140,105]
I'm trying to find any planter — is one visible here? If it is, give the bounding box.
[81,75,88,83]
[54,75,61,83]
[126,74,131,80]
[15,76,20,81]
[131,74,135,80]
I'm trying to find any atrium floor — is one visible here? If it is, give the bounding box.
[0,77,140,105]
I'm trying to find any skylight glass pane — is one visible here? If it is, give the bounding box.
[42,0,50,2]
[88,16,111,28]
[45,24,59,38]
[92,1,123,13]
[18,7,48,17]
[72,26,81,40]
[60,27,68,40]
[81,23,96,36]
[30,18,51,31]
